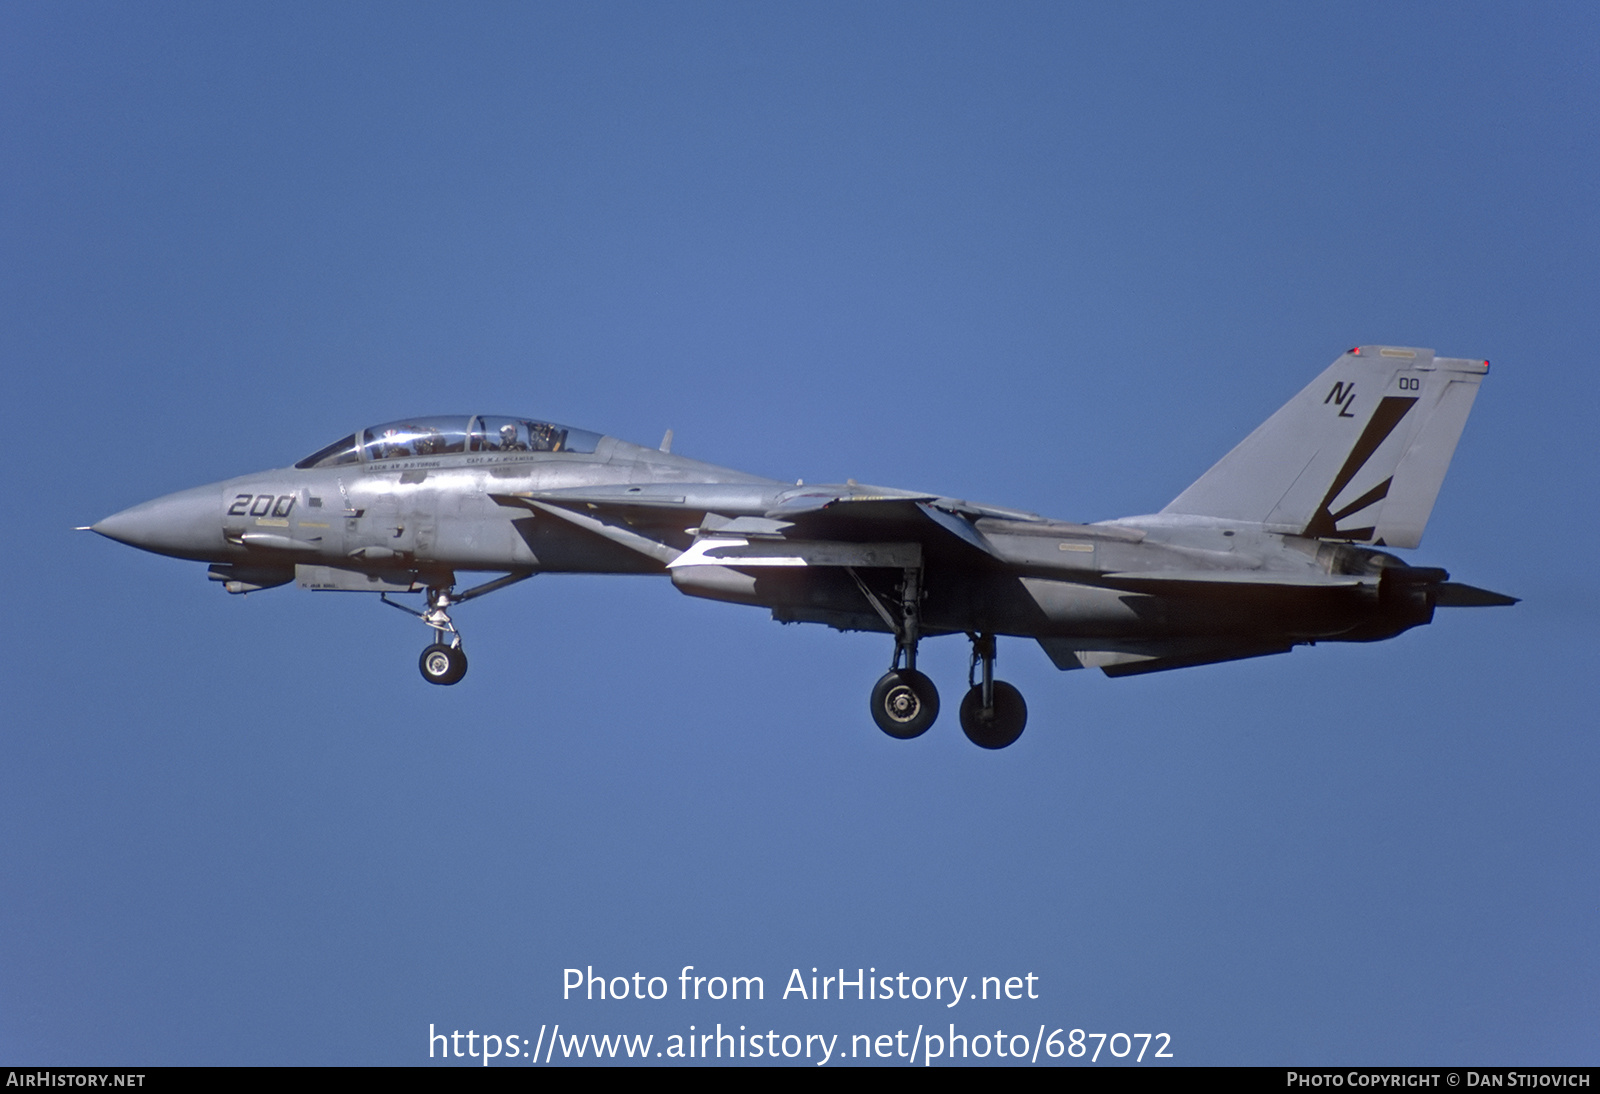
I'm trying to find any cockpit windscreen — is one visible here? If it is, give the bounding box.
[296,416,600,468]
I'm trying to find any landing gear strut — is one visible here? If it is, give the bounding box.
[959,632,1027,749]
[854,565,940,739]
[383,571,534,686]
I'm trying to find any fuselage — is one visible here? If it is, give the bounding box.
[93,415,1431,652]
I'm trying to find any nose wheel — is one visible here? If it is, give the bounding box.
[420,642,468,685]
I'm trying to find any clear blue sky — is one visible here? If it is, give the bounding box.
[4,1,1596,1066]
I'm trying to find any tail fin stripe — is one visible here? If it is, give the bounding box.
[1303,396,1415,537]
[1321,397,1416,508]
[1329,477,1392,524]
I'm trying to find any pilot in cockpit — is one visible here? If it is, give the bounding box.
[498,423,524,451]
[530,422,561,452]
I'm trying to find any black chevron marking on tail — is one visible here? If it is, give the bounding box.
[1330,476,1393,524]
[1302,396,1416,539]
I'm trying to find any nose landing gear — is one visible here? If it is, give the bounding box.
[401,585,468,686]
[382,571,534,686]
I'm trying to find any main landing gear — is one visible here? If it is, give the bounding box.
[854,565,940,739]
[383,572,534,686]
[959,632,1027,750]
[851,565,1027,750]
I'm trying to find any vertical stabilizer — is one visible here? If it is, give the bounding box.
[1161,347,1488,548]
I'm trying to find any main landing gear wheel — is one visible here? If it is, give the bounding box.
[420,643,468,686]
[870,669,939,739]
[959,681,1026,749]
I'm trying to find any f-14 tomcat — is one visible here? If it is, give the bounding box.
[91,346,1515,749]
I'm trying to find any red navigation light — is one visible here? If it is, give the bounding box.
[1349,347,1361,355]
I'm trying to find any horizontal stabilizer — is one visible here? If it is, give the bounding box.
[1038,637,1294,676]
[1434,582,1519,607]
[1099,644,1294,677]
[1101,570,1372,590]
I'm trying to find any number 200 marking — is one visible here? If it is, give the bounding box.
[229,494,296,518]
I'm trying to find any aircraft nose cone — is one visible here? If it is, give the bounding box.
[93,484,222,561]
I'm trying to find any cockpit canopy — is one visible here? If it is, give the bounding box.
[295,415,602,469]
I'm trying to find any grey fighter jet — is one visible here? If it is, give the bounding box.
[91,346,1515,749]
